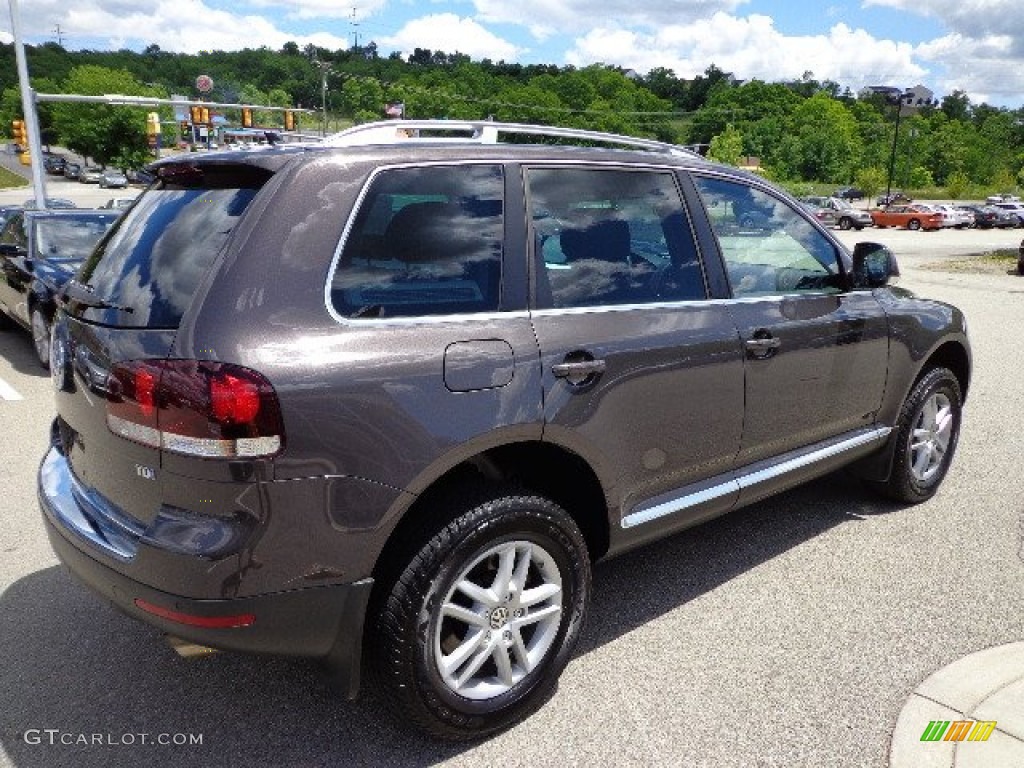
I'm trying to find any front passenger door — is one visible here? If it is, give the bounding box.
[690,175,890,468]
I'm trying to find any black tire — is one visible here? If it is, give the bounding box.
[30,306,51,369]
[907,219,921,231]
[372,491,591,741]
[871,367,962,503]
[838,217,852,231]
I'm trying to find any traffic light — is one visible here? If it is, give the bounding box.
[241,108,252,128]
[284,110,295,131]
[180,120,190,138]
[11,119,26,147]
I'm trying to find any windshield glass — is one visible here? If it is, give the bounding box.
[33,213,118,261]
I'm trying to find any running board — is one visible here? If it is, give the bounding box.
[621,426,892,529]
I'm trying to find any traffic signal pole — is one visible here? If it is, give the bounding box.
[8,0,47,208]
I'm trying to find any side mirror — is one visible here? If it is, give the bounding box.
[851,242,899,288]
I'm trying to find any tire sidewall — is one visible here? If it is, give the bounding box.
[379,494,590,739]
[892,368,962,501]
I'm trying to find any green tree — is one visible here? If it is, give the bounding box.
[49,65,164,166]
[945,170,970,199]
[708,123,744,165]
[854,166,887,204]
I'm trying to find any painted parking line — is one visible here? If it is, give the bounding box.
[0,375,23,401]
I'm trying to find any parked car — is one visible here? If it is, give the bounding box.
[915,204,959,228]
[39,120,970,741]
[43,154,67,175]
[126,168,155,186]
[100,197,135,210]
[869,203,944,230]
[78,166,104,184]
[98,169,128,189]
[0,209,118,366]
[985,193,1020,204]
[23,197,76,210]
[989,202,1024,227]
[833,186,864,201]
[931,204,973,229]
[956,204,1017,229]
[0,205,21,229]
[876,191,912,206]
[801,196,873,230]
[62,162,81,181]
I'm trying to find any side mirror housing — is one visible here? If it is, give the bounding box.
[851,242,899,288]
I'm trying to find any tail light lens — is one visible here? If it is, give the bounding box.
[106,360,284,458]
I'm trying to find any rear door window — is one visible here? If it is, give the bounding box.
[331,164,504,319]
[75,164,271,328]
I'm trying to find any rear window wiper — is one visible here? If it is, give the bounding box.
[62,279,135,314]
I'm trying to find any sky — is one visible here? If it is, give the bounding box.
[4,0,1023,108]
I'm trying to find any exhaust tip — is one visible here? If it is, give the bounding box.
[166,635,221,659]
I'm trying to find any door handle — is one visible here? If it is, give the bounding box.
[744,333,781,359]
[552,358,606,386]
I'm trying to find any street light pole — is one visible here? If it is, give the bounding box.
[313,60,332,137]
[885,98,903,204]
[8,0,47,208]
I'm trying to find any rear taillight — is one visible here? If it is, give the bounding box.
[106,360,283,458]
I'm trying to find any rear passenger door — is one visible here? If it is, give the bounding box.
[689,174,890,470]
[526,165,746,536]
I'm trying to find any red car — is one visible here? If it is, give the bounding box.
[870,204,944,231]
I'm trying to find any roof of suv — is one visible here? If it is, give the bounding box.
[149,119,725,176]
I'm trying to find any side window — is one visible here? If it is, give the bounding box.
[527,167,706,309]
[693,176,843,297]
[332,165,504,319]
[0,214,26,249]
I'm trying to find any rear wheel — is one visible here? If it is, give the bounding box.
[372,491,591,741]
[907,219,921,231]
[838,217,852,231]
[870,367,961,503]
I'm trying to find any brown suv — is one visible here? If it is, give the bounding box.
[39,121,970,740]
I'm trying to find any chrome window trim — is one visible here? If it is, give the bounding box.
[621,426,892,529]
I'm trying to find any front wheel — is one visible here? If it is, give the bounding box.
[871,367,962,503]
[30,307,51,369]
[372,491,591,740]
[838,217,852,231]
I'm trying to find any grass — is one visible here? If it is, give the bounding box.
[923,249,1020,275]
[0,165,28,189]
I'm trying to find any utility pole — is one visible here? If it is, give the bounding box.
[9,0,47,208]
[52,23,64,47]
[313,60,332,137]
[350,7,360,50]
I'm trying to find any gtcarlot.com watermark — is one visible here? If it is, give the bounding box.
[24,729,203,747]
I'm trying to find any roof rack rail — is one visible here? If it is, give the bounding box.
[321,119,702,158]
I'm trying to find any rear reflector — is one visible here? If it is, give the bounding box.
[134,598,255,629]
[106,360,284,458]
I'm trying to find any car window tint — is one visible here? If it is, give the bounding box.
[693,176,842,297]
[527,167,705,308]
[332,165,504,319]
[77,164,270,328]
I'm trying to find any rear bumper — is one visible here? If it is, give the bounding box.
[39,446,373,698]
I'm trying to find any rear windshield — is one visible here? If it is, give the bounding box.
[34,213,119,261]
[75,164,270,328]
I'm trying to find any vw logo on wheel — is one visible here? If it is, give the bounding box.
[488,606,510,630]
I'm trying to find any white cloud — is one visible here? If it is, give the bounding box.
[472,0,747,35]
[566,13,925,93]
[380,13,522,60]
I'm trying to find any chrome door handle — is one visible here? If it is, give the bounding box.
[552,359,606,385]
[744,334,781,359]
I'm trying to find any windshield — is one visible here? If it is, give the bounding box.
[33,214,118,261]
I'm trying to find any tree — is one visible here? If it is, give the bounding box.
[708,123,744,165]
[854,166,887,204]
[48,65,164,166]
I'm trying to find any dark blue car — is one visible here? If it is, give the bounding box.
[0,209,118,366]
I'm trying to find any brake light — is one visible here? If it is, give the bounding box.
[106,360,284,458]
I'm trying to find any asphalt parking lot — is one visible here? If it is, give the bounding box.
[0,177,1022,767]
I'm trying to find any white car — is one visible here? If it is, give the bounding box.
[986,193,1021,204]
[915,204,958,228]
[933,204,973,229]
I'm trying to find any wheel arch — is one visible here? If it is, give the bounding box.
[370,440,609,588]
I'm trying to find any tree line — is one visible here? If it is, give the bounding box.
[2,40,1022,193]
